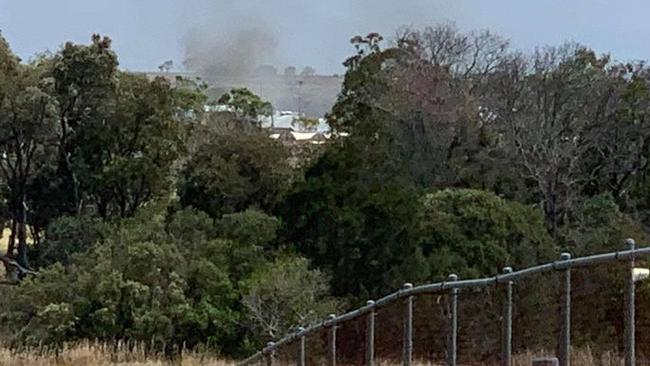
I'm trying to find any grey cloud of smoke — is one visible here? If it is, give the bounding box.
[179,0,280,80]
[176,0,459,116]
[178,0,456,77]
[183,27,278,81]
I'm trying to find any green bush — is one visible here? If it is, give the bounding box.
[33,215,107,267]
[420,188,556,278]
[1,206,239,353]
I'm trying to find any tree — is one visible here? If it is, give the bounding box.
[45,36,203,220]
[391,25,516,191]
[179,130,293,218]
[282,30,556,300]
[0,204,239,352]
[73,73,189,218]
[561,193,650,256]
[32,215,107,267]
[0,34,58,268]
[158,60,173,73]
[212,209,280,285]
[241,255,340,341]
[216,209,281,249]
[557,193,650,350]
[217,88,272,128]
[49,34,118,216]
[328,29,493,190]
[581,65,650,214]
[282,33,447,298]
[291,116,320,132]
[281,143,425,298]
[485,45,620,237]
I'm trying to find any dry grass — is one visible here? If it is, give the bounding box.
[0,342,235,366]
[0,342,626,366]
[512,348,623,366]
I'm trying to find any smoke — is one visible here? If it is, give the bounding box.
[178,0,459,79]
[183,27,278,82]
[176,0,458,115]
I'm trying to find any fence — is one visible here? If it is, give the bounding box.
[240,239,650,366]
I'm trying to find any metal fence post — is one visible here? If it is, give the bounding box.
[502,267,513,366]
[447,274,458,366]
[366,300,376,366]
[265,342,275,366]
[298,327,306,366]
[403,283,414,366]
[327,314,337,366]
[558,252,571,366]
[625,238,636,366]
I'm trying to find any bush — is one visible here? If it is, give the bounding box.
[33,215,107,267]
[1,206,239,353]
[216,209,280,248]
[179,131,293,218]
[241,255,340,342]
[420,188,556,278]
[562,193,650,255]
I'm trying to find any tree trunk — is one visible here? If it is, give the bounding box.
[29,224,41,247]
[550,194,558,240]
[16,200,28,268]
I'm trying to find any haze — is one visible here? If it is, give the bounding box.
[2,0,650,74]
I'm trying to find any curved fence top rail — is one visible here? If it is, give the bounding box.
[240,243,650,365]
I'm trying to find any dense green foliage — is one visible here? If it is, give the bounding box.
[3,206,239,350]
[179,130,292,218]
[419,188,554,278]
[2,24,650,358]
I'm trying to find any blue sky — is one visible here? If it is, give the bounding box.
[2,0,650,74]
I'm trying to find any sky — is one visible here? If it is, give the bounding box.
[2,0,650,75]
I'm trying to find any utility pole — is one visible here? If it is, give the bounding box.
[297,80,304,116]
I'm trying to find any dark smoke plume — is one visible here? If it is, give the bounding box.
[183,27,278,82]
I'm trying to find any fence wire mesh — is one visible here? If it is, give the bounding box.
[374,298,404,363]
[336,310,367,365]
[635,257,650,366]
[413,293,448,364]
[274,333,298,366]
[572,262,626,358]
[304,328,326,365]
[511,269,561,358]
[457,284,502,366]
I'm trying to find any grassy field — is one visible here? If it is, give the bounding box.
[0,343,625,366]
